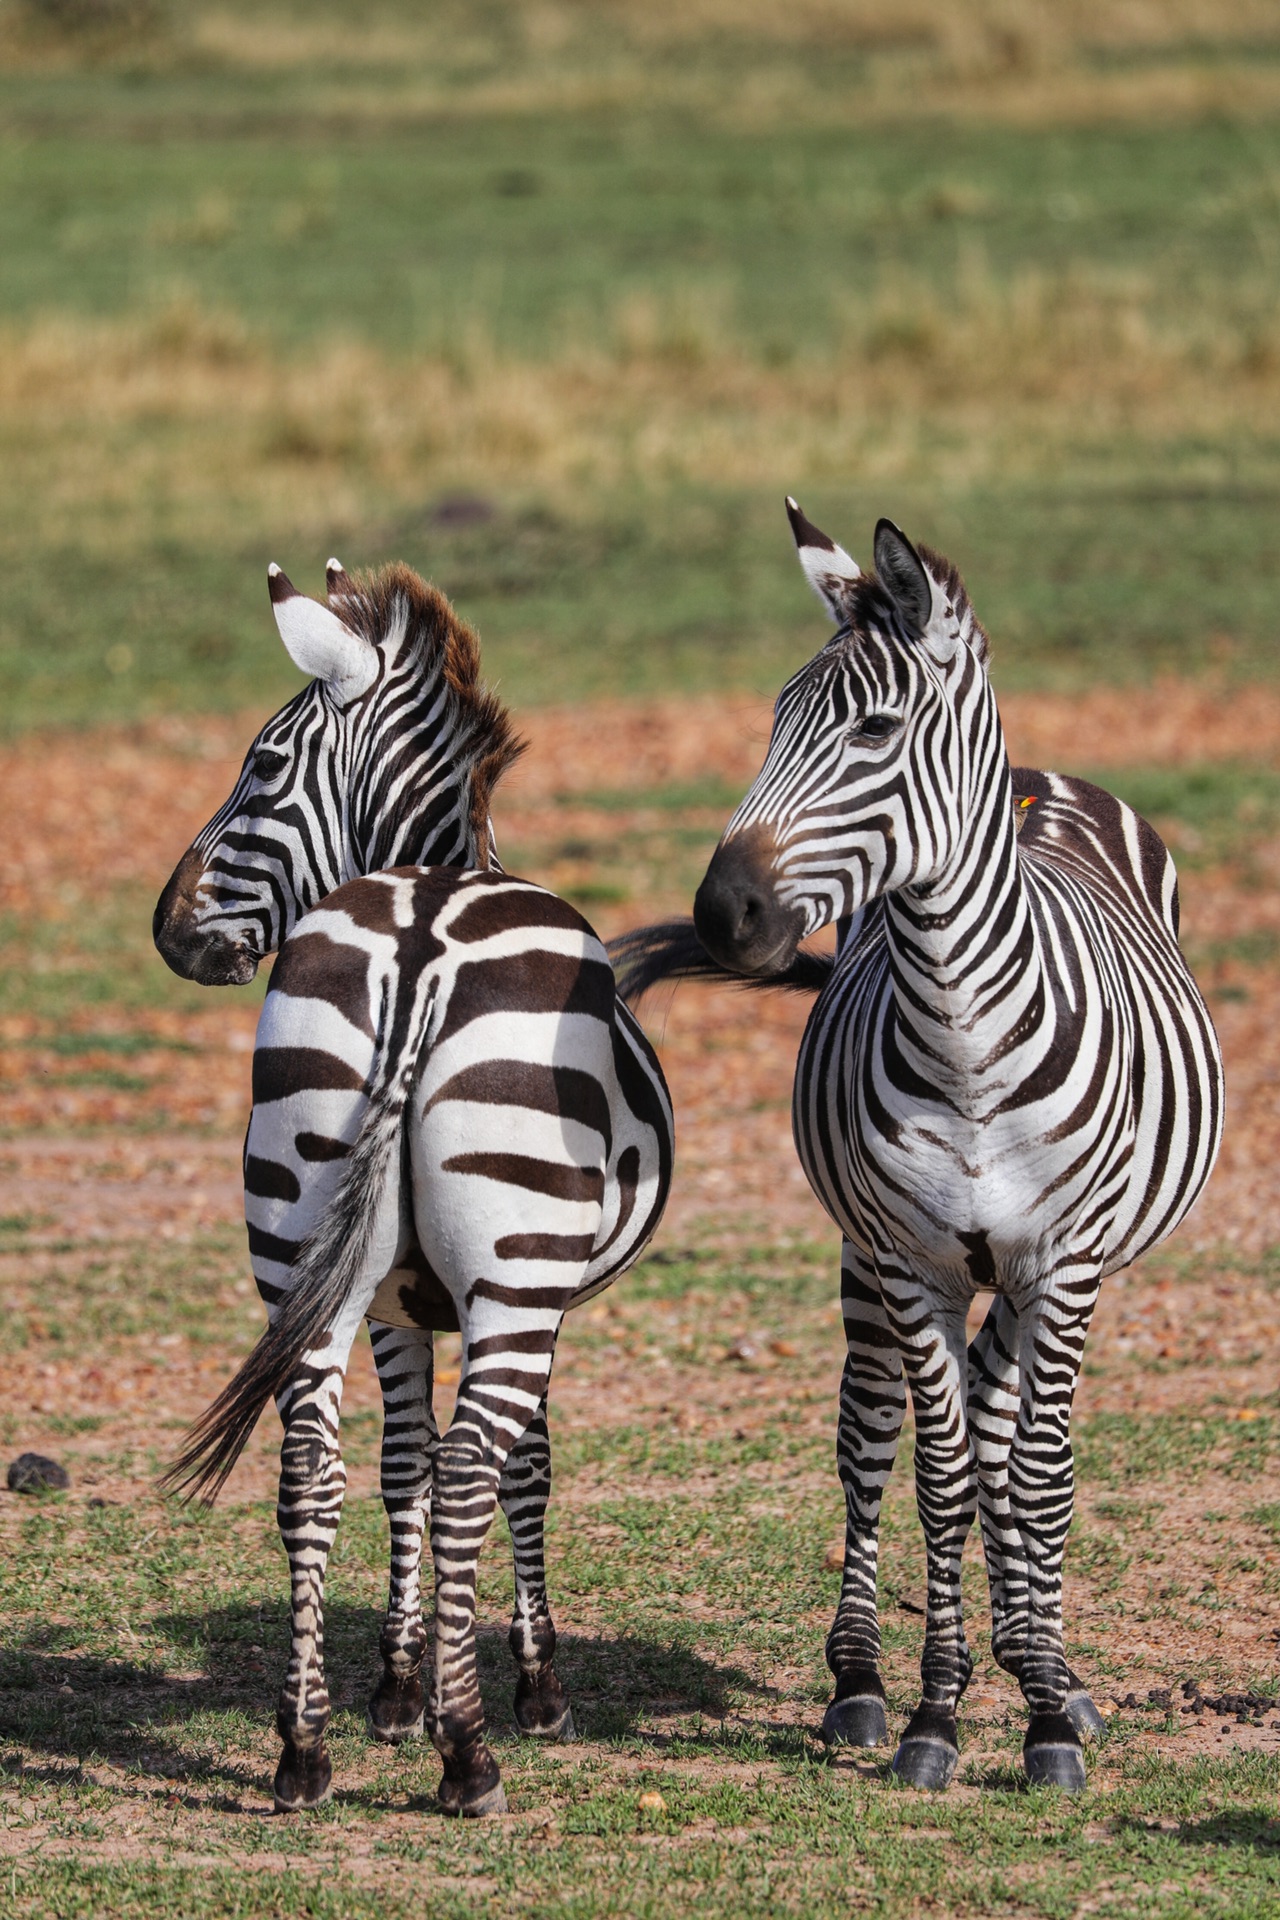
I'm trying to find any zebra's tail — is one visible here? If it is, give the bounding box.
[607,917,834,1009]
[163,978,438,1508]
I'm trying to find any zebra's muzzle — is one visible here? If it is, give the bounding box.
[694,828,804,977]
[153,849,262,986]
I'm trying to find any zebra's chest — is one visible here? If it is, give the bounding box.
[792,954,1133,1283]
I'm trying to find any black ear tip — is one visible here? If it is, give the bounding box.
[786,495,837,553]
[874,517,907,546]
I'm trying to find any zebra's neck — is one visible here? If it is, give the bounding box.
[880,685,1040,1090]
[346,681,484,877]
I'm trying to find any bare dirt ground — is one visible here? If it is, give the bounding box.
[1,682,1278,1901]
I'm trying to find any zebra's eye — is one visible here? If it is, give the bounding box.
[252,748,288,782]
[850,714,899,741]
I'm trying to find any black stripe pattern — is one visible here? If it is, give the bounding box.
[688,513,1223,1793]
[155,561,673,1818]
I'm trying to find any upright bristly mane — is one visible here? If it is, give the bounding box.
[336,562,526,868]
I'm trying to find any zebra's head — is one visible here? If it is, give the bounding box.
[694,505,995,975]
[154,560,523,986]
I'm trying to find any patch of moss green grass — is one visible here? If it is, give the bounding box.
[2,1236,1280,1916]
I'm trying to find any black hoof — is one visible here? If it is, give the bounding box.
[367,1670,426,1745]
[438,1740,508,1819]
[514,1667,576,1741]
[1064,1673,1106,1741]
[822,1668,888,1748]
[891,1704,959,1791]
[273,1741,333,1812]
[1024,1711,1087,1792]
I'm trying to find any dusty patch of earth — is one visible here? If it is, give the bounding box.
[1,680,1278,1850]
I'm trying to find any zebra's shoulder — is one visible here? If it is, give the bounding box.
[1010,767,1179,942]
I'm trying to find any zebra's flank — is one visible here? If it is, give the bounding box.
[164,977,437,1506]
[607,918,835,1007]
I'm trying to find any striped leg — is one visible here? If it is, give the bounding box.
[821,1242,904,1749]
[272,1352,352,1812]
[1008,1272,1101,1791]
[428,1343,562,1818]
[367,1321,437,1745]
[883,1275,977,1791]
[968,1296,1105,1746]
[501,1399,575,1741]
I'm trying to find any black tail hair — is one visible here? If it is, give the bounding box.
[163,978,437,1507]
[607,917,834,1009]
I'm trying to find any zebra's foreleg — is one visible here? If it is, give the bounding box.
[969,1297,1105,1744]
[500,1399,575,1741]
[367,1321,438,1746]
[885,1284,978,1792]
[1007,1275,1101,1793]
[272,1356,352,1812]
[821,1244,905,1750]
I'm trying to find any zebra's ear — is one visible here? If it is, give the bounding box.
[268,565,377,705]
[872,519,938,641]
[786,496,861,624]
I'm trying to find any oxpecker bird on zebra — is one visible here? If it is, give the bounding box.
[154,561,673,1818]
[612,505,1223,1792]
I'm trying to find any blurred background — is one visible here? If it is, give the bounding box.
[2,0,1279,728]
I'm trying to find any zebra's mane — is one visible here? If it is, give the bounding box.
[840,545,991,670]
[338,562,526,866]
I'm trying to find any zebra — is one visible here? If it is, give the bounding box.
[154,559,673,1818]
[612,504,1223,1792]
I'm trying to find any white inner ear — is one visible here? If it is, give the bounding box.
[272,591,377,704]
[919,572,960,663]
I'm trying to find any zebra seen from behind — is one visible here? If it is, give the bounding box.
[154,560,673,1818]
[615,506,1223,1792]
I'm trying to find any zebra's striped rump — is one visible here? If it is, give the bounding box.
[625,507,1223,1792]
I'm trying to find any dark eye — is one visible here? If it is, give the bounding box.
[252,748,287,781]
[851,714,899,741]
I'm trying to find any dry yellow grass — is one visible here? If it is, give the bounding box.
[5,0,1279,131]
[3,260,1277,557]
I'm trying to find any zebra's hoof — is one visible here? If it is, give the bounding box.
[273,1741,333,1812]
[438,1740,507,1819]
[891,1704,959,1791]
[514,1668,576,1741]
[1024,1712,1087,1792]
[367,1672,426,1745]
[438,1772,508,1819]
[1064,1676,1106,1741]
[821,1693,887,1749]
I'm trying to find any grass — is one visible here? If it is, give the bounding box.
[3,1235,1280,1916]
[2,1,1280,727]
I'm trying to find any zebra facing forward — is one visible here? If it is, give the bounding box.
[615,506,1222,1792]
[155,561,672,1817]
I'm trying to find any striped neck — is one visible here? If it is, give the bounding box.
[880,683,1039,1091]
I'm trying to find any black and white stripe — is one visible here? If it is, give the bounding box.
[156,562,672,1818]
[618,508,1223,1793]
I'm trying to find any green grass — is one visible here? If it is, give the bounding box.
[3,1235,1280,1914]
[2,0,1280,730]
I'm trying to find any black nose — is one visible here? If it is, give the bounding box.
[693,830,803,976]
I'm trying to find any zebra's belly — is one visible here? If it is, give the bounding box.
[798,1088,1137,1292]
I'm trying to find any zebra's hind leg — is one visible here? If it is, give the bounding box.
[367,1321,438,1746]
[501,1399,575,1742]
[1007,1274,1102,1792]
[822,1245,905,1751]
[969,1297,1104,1744]
[884,1284,978,1792]
[272,1357,351,1812]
